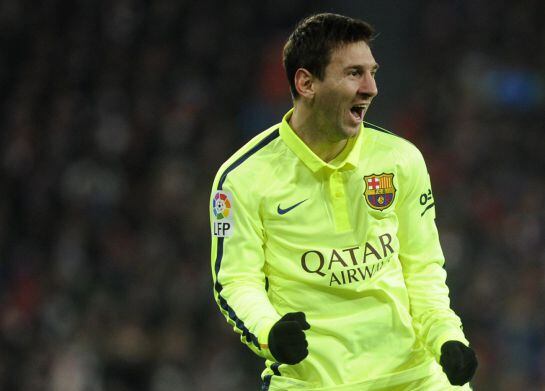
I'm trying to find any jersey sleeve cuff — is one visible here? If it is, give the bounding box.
[257,317,280,362]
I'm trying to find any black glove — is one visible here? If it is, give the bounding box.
[440,340,478,386]
[268,312,310,365]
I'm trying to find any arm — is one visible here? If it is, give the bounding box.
[210,174,281,361]
[395,145,469,362]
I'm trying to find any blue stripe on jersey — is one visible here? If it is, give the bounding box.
[218,129,280,190]
[214,128,280,350]
[261,362,282,390]
[271,362,281,375]
[364,121,398,136]
[261,375,272,391]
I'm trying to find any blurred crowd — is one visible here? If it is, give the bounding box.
[1,0,544,390]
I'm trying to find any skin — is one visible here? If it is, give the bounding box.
[289,40,379,162]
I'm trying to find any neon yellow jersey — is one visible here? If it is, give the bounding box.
[210,109,470,390]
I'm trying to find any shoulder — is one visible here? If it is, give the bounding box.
[212,124,283,192]
[364,121,424,164]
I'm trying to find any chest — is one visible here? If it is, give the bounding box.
[260,162,401,247]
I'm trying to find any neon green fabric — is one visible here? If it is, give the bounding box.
[210,109,470,389]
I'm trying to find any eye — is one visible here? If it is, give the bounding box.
[349,69,361,77]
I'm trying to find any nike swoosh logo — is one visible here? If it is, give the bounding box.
[277,199,308,215]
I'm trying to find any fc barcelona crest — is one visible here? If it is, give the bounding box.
[364,173,396,211]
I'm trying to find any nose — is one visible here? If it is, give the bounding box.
[358,72,378,99]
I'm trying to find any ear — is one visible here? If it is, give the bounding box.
[294,68,316,99]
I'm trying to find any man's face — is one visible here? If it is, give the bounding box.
[311,41,378,140]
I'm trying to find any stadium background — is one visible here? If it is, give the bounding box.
[1,0,544,389]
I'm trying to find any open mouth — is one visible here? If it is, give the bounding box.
[350,105,366,122]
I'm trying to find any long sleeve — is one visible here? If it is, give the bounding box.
[396,145,469,362]
[210,172,281,361]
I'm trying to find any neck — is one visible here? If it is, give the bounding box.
[289,104,348,163]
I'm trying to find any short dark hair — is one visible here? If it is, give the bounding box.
[283,13,375,98]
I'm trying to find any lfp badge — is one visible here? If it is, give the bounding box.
[364,173,396,211]
[213,191,231,219]
[212,190,234,237]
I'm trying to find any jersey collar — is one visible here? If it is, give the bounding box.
[279,108,364,173]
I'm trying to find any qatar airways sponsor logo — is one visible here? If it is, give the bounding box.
[300,233,395,286]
